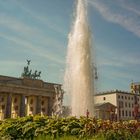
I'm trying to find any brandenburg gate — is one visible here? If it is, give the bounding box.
[0,61,63,120]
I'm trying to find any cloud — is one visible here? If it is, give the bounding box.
[121,4,140,16]
[0,33,64,64]
[0,14,36,36]
[12,0,67,36]
[118,0,140,16]
[98,54,140,67]
[96,43,140,68]
[0,14,65,50]
[88,0,140,38]
[0,12,66,64]
[0,1,67,80]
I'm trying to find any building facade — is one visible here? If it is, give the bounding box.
[0,75,64,120]
[95,90,140,120]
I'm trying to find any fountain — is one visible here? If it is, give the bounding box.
[64,0,94,117]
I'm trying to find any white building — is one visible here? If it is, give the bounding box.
[95,90,140,120]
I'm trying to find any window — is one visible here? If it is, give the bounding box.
[125,102,127,107]
[118,95,120,99]
[119,110,121,117]
[128,97,130,100]
[132,111,134,117]
[14,98,17,103]
[1,97,4,102]
[30,99,33,104]
[131,97,133,100]
[14,106,18,110]
[42,108,45,112]
[122,110,124,116]
[126,110,128,116]
[41,101,44,105]
[119,101,124,108]
[125,96,127,99]
[122,96,124,99]
[30,107,33,111]
[129,111,131,117]
[1,105,5,110]
[129,103,131,108]
[103,97,106,100]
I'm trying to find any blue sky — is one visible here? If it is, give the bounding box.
[0,0,140,93]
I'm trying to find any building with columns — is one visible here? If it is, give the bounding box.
[0,75,64,120]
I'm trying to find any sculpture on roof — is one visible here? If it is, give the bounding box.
[27,59,31,65]
[21,60,42,79]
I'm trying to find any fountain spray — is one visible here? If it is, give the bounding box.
[64,0,94,117]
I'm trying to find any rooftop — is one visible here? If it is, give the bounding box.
[0,75,62,88]
[95,89,138,96]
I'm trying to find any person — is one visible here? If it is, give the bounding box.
[86,109,89,118]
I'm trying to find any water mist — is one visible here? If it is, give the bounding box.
[64,0,94,117]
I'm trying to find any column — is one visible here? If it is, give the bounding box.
[26,96,29,116]
[20,95,25,117]
[36,96,41,114]
[0,94,7,120]
[48,97,53,116]
[26,96,37,116]
[6,93,12,118]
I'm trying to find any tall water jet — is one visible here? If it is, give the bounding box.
[64,0,94,117]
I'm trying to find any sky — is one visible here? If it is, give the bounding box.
[0,0,140,93]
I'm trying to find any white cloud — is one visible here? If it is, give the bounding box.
[0,14,36,36]
[98,54,140,67]
[0,1,67,80]
[12,0,67,36]
[118,0,140,16]
[96,43,140,68]
[0,13,67,64]
[121,4,140,16]
[88,0,140,38]
[0,14,65,50]
[0,33,64,64]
